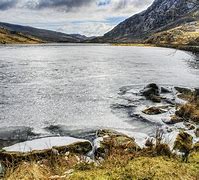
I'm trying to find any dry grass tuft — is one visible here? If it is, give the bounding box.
[5,162,52,180]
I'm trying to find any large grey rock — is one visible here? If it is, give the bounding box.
[161,87,171,94]
[140,83,161,103]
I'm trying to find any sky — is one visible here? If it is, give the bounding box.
[0,0,154,36]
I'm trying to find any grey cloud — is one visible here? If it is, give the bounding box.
[0,0,18,10]
[114,0,152,10]
[26,0,93,11]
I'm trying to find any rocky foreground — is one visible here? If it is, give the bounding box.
[0,83,199,179]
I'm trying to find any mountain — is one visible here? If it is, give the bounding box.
[102,0,199,43]
[0,27,43,44]
[0,22,85,43]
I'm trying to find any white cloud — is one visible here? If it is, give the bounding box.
[58,22,114,36]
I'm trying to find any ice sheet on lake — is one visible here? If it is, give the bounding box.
[3,137,89,153]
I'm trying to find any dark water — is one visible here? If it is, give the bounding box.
[0,44,199,137]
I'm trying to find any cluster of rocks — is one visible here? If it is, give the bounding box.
[114,83,199,156]
[140,83,198,128]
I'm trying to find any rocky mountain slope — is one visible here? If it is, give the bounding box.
[0,22,87,44]
[102,0,199,43]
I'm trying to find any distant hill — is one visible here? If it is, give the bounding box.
[0,27,43,44]
[0,22,87,44]
[95,0,199,45]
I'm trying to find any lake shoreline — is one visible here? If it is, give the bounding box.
[1,42,199,53]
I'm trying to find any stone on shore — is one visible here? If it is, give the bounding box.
[94,129,140,158]
[140,83,161,103]
[142,106,167,115]
[161,87,171,93]
[169,115,184,124]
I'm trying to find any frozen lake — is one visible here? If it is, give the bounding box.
[0,44,199,138]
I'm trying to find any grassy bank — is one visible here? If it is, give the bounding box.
[3,151,199,179]
[111,43,199,53]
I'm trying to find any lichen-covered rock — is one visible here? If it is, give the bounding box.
[175,103,199,123]
[94,129,140,158]
[142,106,167,115]
[163,115,184,124]
[0,137,92,163]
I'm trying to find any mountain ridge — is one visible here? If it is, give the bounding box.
[101,0,199,43]
[0,22,88,44]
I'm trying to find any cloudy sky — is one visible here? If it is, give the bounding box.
[0,0,153,36]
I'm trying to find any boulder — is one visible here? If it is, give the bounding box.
[141,83,159,96]
[94,129,140,158]
[163,115,183,124]
[142,106,167,115]
[161,87,171,93]
[140,83,161,103]
[0,137,92,163]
